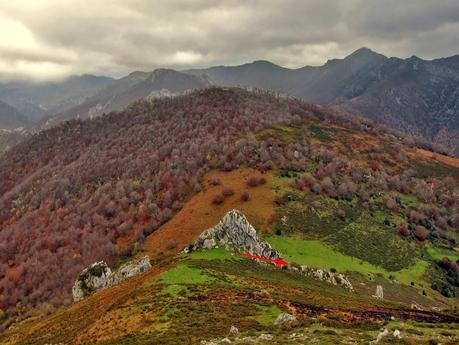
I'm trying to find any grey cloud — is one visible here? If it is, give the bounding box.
[0,0,458,81]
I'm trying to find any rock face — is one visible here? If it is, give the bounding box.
[184,209,280,259]
[72,256,151,302]
[185,210,354,291]
[374,285,384,299]
[298,265,354,291]
[274,312,298,326]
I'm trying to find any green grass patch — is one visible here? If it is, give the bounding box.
[327,216,419,271]
[267,236,388,277]
[309,123,331,141]
[159,284,191,297]
[398,194,420,209]
[266,235,429,286]
[185,247,235,261]
[426,246,459,261]
[252,304,282,326]
[159,264,216,285]
[256,125,305,144]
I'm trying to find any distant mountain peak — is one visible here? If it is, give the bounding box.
[127,71,151,81]
[346,47,386,60]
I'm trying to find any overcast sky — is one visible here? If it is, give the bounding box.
[1,0,459,82]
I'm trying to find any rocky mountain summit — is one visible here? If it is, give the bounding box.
[184,209,281,259]
[72,256,151,301]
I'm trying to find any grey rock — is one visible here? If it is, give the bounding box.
[374,285,384,299]
[220,338,232,344]
[184,209,280,259]
[300,265,354,291]
[371,329,389,344]
[72,256,151,302]
[258,333,273,341]
[229,326,239,336]
[274,312,297,326]
[72,261,112,302]
[109,256,151,286]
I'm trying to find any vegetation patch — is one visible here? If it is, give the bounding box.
[252,304,282,326]
[327,214,419,271]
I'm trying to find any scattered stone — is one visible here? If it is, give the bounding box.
[393,329,401,338]
[373,285,384,299]
[300,265,354,291]
[72,256,151,301]
[274,312,297,326]
[288,333,305,339]
[184,209,280,260]
[370,329,389,344]
[229,326,239,336]
[258,334,273,341]
[220,338,232,344]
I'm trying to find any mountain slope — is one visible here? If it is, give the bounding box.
[0,88,458,343]
[0,100,28,129]
[186,48,459,155]
[40,69,211,128]
[0,75,114,123]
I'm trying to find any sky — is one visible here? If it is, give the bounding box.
[0,0,459,82]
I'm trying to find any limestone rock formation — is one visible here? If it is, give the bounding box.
[72,261,112,302]
[374,285,384,299]
[72,256,151,302]
[299,265,354,291]
[184,209,280,259]
[274,312,298,326]
[109,256,151,286]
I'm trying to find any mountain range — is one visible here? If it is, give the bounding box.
[1,47,459,155]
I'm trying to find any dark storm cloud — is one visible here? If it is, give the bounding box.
[0,0,458,81]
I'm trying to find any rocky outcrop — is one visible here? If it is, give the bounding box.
[274,312,298,326]
[295,265,354,291]
[72,256,151,302]
[185,209,354,291]
[374,285,384,299]
[184,209,280,260]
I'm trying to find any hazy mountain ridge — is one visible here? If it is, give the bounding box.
[186,48,459,155]
[0,75,114,123]
[38,69,211,129]
[0,100,28,129]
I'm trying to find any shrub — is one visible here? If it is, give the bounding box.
[222,187,234,197]
[414,225,428,241]
[209,176,221,186]
[399,224,410,237]
[274,195,285,205]
[258,177,267,185]
[212,195,224,205]
[166,240,176,250]
[311,201,322,209]
[335,209,346,220]
[240,191,250,202]
[247,176,259,187]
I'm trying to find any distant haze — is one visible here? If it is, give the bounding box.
[1,0,459,82]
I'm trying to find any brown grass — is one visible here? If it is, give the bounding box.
[415,148,459,169]
[144,168,275,259]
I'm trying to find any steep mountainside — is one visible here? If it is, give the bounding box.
[0,100,28,129]
[39,69,211,129]
[0,75,113,123]
[0,88,458,344]
[186,48,459,155]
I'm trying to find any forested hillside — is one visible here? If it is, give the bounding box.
[0,88,458,326]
